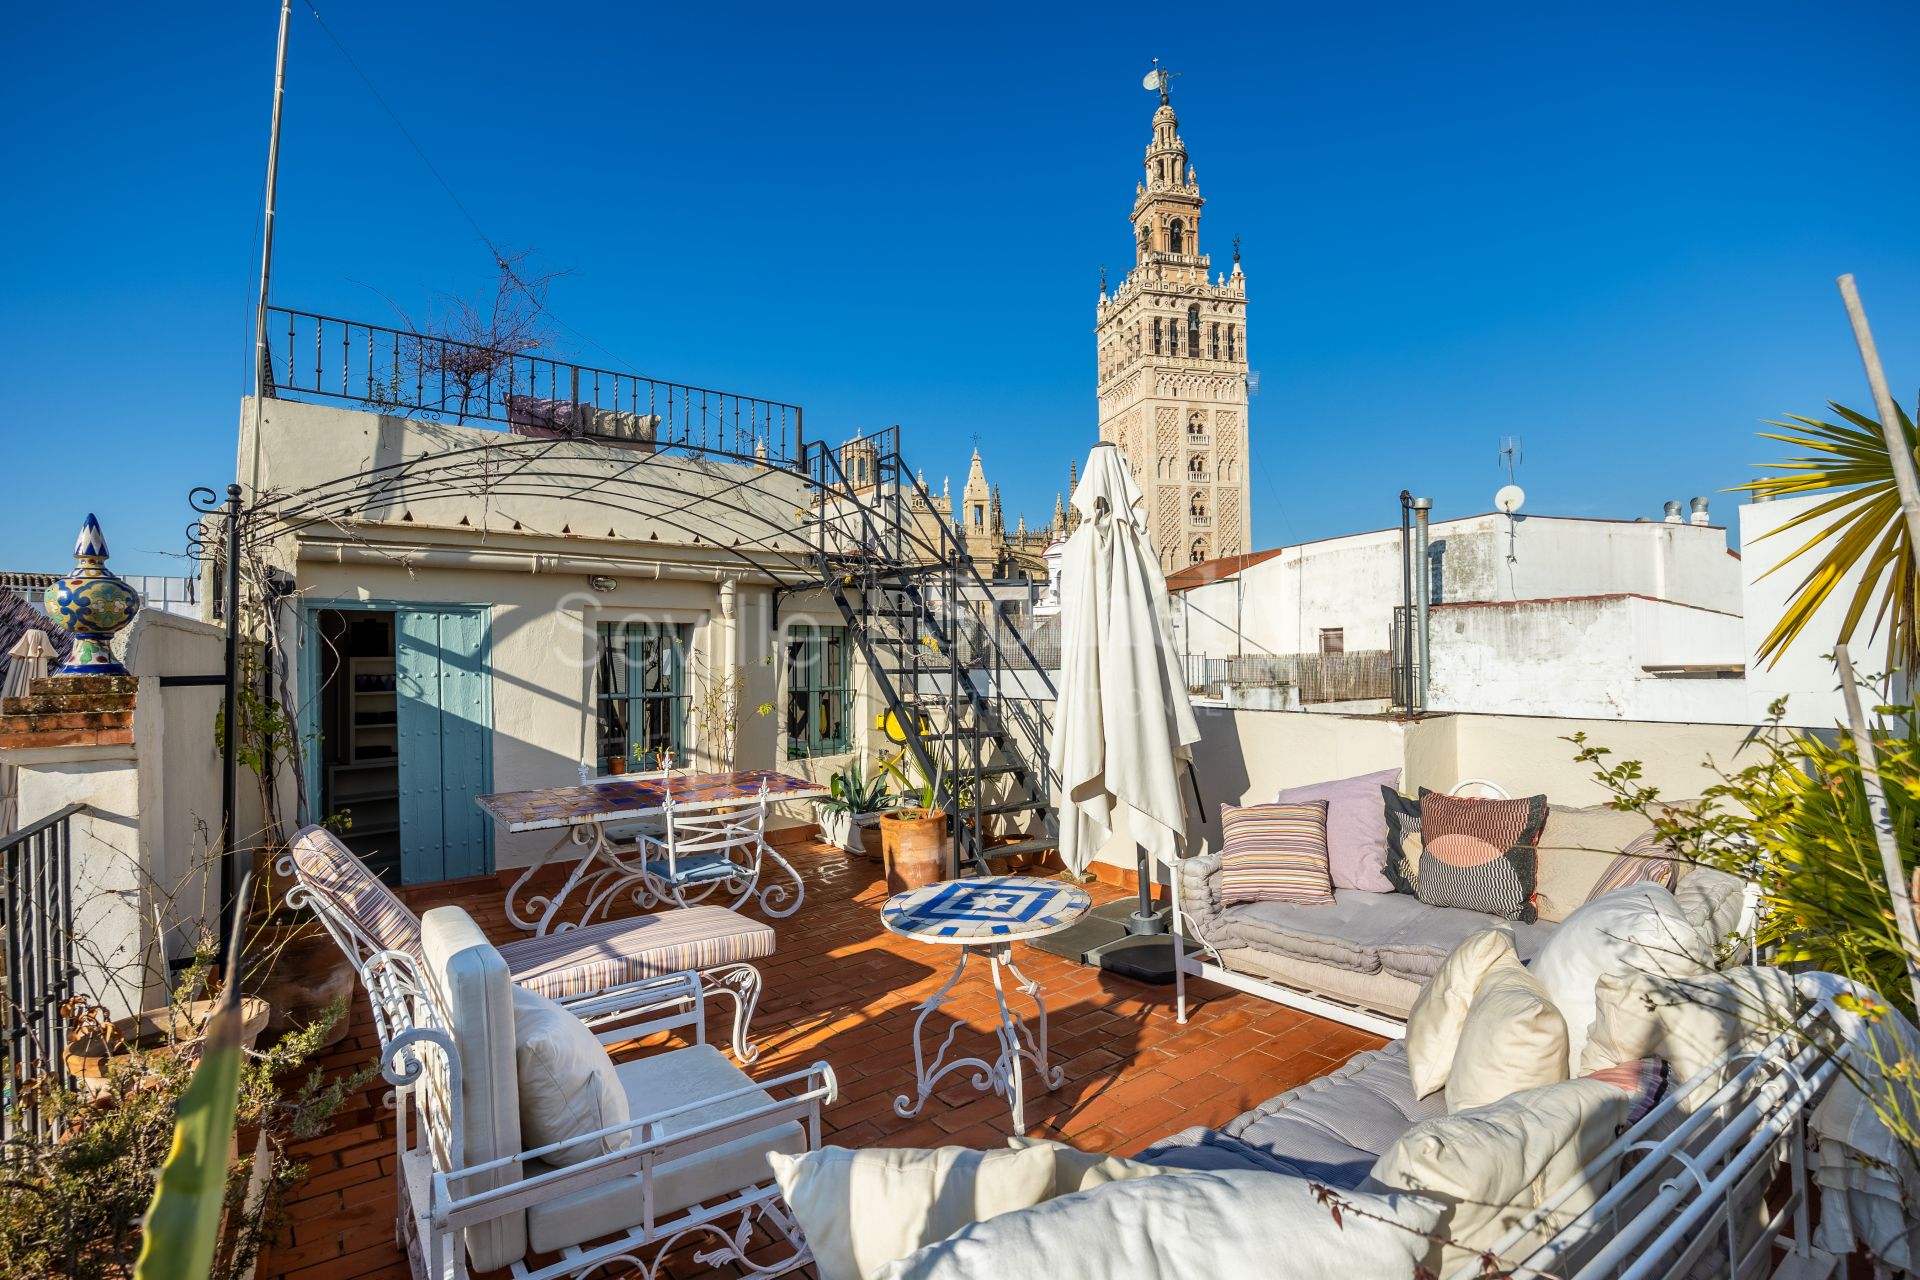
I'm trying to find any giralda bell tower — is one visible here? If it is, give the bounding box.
[1094,68,1250,571]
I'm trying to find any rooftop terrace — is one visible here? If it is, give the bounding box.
[262,839,1383,1280]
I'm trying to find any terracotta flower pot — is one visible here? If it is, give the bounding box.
[607,755,626,775]
[66,997,272,1099]
[882,808,952,894]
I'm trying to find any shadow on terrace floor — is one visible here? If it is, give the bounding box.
[261,841,1386,1280]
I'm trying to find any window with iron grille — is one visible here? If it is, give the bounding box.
[596,621,691,771]
[787,625,851,758]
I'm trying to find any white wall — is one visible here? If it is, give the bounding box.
[1739,495,1862,727]
[1426,595,1747,723]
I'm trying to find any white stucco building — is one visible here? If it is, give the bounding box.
[1170,507,1751,723]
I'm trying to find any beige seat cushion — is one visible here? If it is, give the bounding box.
[1368,1078,1629,1277]
[1405,925,1516,1098]
[1445,957,1568,1114]
[525,1042,807,1255]
[1532,805,1659,922]
[420,906,527,1273]
[770,1143,1055,1280]
[511,986,629,1166]
[1007,1136,1176,1194]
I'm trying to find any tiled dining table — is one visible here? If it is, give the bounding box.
[477,768,828,935]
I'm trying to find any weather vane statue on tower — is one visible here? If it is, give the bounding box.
[1143,58,1176,106]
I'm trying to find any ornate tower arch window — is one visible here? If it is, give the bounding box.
[1227,323,1236,362]
[1188,410,1205,439]
[1190,538,1209,565]
[1186,305,1201,357]
[1168,217,1185,255]
[1190,489,1208,521]
[1188,454,1207,479]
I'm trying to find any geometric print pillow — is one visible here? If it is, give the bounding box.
[1380,787,1424,897]
[1219,800,1335,907]
[1414,789,1549,923]
[1582,829,1683,904]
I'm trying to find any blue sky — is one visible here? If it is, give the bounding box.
[3,1,1916,576]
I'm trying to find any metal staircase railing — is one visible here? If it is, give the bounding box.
[802,431,1057,878]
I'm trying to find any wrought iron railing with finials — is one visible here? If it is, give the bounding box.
[1,803,80,1144]
[262,307,805,466]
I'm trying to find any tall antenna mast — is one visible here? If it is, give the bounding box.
[1499,435,1523,485]
[248,0,293,494]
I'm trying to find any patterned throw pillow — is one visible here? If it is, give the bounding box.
[1582,1056,1672,1129]
[1415,789,1549,923]
[1381,788,1423,895]
[1219,800,1334,907]
[1582,829,1683,904]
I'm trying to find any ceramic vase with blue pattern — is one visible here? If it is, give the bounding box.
[44,514,139,676]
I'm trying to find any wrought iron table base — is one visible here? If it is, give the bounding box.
[893,941,1062,1133]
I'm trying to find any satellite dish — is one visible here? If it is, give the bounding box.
[1495,484,1526,515]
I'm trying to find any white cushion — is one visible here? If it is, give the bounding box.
[419,906,526,1273]
[769,1144,1055,1280]
[1405,924,1516,1098]
[871,1170,1446,1280]
[1446,957,1569,1114]
[525,1042,807,1255]
[511,985,629,1166]
[1581,966,1802,1097]
[1007,1136,1176,1194]
[1368,1078,1629,1277]
[1528,884,1713,1068]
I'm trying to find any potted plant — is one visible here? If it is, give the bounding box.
[878,756,952,892]
[815,760,895,857]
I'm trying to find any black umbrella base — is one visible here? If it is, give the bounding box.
[1025,900,1201,985]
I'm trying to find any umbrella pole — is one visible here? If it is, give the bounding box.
[1125,842,1168,935]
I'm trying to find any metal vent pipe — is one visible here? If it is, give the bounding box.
[1411,497,1433,713]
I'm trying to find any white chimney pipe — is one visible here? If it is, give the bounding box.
[1689,496,1710,526]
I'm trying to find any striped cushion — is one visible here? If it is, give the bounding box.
[497,905,775,1002]
[1415,790,1549,923]
[1584,830,1682,902]
[1218,801,1334,906]
[290,827,424,960]
[1583,1056,1671,1127]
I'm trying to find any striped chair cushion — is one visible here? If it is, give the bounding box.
[1583,830,1683,903]
[497,905,776,1002]
[290,827,425,960]
[1218,800,1334,907]
[1415,790,1549,923]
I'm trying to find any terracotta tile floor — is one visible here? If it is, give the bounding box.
[261,842,1386,1280]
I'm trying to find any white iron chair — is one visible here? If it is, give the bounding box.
[624,787,806,920]
[283,825,776,1061]
[371,905,835,1280]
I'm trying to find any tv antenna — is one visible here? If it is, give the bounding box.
[1499,435,1523,484]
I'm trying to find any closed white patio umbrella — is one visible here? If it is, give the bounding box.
[1049,442,1201,932]
[1,630,57,836]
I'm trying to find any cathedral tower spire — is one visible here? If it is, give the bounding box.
[1093,73,1251,572]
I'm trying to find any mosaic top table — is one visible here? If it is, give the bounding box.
[881,875,1092,1132]
[477,769,828,934]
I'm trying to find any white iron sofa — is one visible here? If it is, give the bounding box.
[372,905,836,1280]
[875,972,1878,1280]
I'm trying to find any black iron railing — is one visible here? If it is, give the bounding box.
[264,306,804,466]
[2,803,79,1143]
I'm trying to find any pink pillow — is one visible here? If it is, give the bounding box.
[1276,767,1401,893]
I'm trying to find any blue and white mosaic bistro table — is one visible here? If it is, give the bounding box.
[881,876,1092,1132]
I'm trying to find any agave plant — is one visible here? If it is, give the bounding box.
[822,760,895,816]
[1738,398,1920,673]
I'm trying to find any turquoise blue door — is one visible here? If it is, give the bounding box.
[395,607,494,882]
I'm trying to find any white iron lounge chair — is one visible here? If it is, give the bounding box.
[371,904,834,1280]
[283,824,776,1061]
